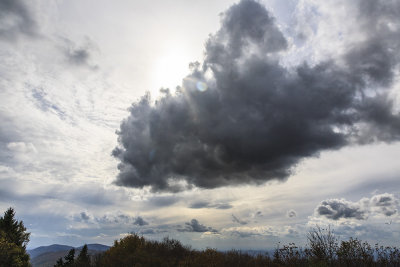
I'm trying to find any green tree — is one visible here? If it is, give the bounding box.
[64,248,75,266]
[0,207,31,267]
[0,207,30,247]
[75,244,91,267]
[54,257,64,267]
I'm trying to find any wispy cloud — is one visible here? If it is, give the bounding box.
[231,214,248,225]
[189,201,232,210]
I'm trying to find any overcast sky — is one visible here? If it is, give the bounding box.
[1,0,400,250]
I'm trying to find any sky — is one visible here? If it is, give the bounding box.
[1,0,400,250]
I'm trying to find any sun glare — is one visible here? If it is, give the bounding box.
[152,46,192,96]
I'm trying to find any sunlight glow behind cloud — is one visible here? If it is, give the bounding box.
[152,43,193,95]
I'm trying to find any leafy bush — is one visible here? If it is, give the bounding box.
[337,238,374,266]
[306,225,338,265]
[273,243,307,266]
[96,234,274,267]
[95,227,400,267]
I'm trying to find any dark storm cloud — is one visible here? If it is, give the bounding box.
[113,0,400,192]
[316,199,367,220]
[0,0,37,40]
[178,219,218,233]
[345,0,400,87]
[133,216,149,226]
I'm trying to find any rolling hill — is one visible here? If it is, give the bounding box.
[28,243,110,267]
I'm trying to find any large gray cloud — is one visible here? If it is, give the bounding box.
[113,0,400,192]
[316,193,399,220]
[0,0,37,40]
[370,193,398,217]
[316,199,367,220]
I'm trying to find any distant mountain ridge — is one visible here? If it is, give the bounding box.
[28,243,110,267]
[77,243,110,252]
[28,244,74,259]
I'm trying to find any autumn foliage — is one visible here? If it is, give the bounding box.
[93,229,400,267]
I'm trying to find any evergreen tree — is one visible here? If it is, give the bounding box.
[64,248,75,266]
[0,207,30,248]
[0,207,31,267]
[75,244,91,266]
[54,257,64,267]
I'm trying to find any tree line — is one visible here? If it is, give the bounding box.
[1,207,400,266]
[89,229,400,267]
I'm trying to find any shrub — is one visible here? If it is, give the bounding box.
[306,225,338,265]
